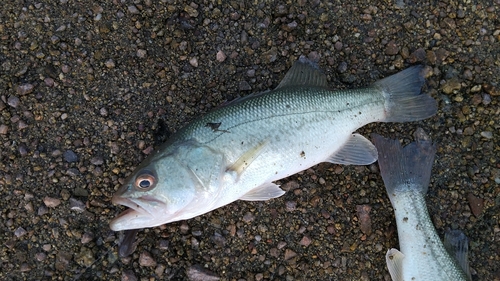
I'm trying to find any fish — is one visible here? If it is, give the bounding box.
[110,56,437,231]
[372,129,472,281]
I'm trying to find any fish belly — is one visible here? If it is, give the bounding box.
[392,191,467,280]
[196,88,386,200]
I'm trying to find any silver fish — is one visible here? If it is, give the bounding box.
[372,129,472,281]
[110,57,437,231]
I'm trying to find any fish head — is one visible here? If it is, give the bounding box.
[110,142,231,231]
[109,154,201,231]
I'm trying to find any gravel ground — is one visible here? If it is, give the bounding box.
[1,0,499,280]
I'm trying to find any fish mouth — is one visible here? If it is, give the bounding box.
[110,194,167,231]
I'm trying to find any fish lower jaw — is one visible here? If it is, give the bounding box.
[110,207,167,231]
[110,197,168,231]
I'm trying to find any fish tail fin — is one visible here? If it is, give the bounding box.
[374,66,437,122]
[371,128,436,195]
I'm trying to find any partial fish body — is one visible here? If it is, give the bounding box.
[110,57,437,231]
[372,129,471,281]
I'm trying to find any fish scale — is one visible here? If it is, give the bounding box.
[391,189,468,280]
[110,56,437,232]
[373,130,471,281]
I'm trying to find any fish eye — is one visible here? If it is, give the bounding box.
[134,170,157,190]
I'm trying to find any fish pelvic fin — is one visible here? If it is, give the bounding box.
[444,230,473,281]
[240,182,285,201]
[375,65,437,122]
[385,248,405,281]
[371,128,436,195]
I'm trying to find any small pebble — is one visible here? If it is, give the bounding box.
[66,168,80,176]
[24,202,34,212]
[0,124,8,134]
[35,252,47,261]
[61,65,70,73]
[441,77,462,94]
[299,235,312,246]
[155,264,166,277]
[480,131,492,139]
[285,201,296,211]
[184,5,199,18]
[69,198,85,212]
[14,227,28,237]
[18,120,28,130]
[121,270,138,281]
[38,205,49,216]
[7,96,20,108]
[242,212,255,223]
[81,232,93,244]
[18,145,28,156]
[136,49,147,58]
[356,205,372,235]
[55,252,72,271]
[44,77,54,87]
[158,239,169,250]
[43,196,61,208]
[385,40,399,55]
[63,150,78,163]
[239,81,251,91]
[467,193,484,217]
[127,5,140,14]
[139,251,157,267]
[17,84,35,95]
[186,264,220,281]
[105,59,115,68]
[216,50,226,62]
[20,263,31,272]
[211,232,226,247]
[189,57,199,67]
[284,249,297,260]
[90,156,104,165]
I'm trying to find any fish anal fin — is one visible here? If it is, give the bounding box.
[275,56,329,89]
[444,230,473,281]
[386,248,405,281]
[240,182,285,201]
[227,140,268,177]
[326,133,377,165]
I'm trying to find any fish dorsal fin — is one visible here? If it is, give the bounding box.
[275,56,329,89]
[240,182,285,201]
[326,133,378,165]
[385,248,405,281]
[227,140,269,177]
[444,230,473,281]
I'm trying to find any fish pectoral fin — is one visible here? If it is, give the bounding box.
[227,140,268,177]
[444,230,473,281]
[385,248,405,281]
[275,56,329,89]
[326,133,377,165]
[240,182,285,201]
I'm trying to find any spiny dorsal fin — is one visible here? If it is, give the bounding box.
[275,56,329,89]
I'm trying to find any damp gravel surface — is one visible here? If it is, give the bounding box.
[0,0,499,280]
